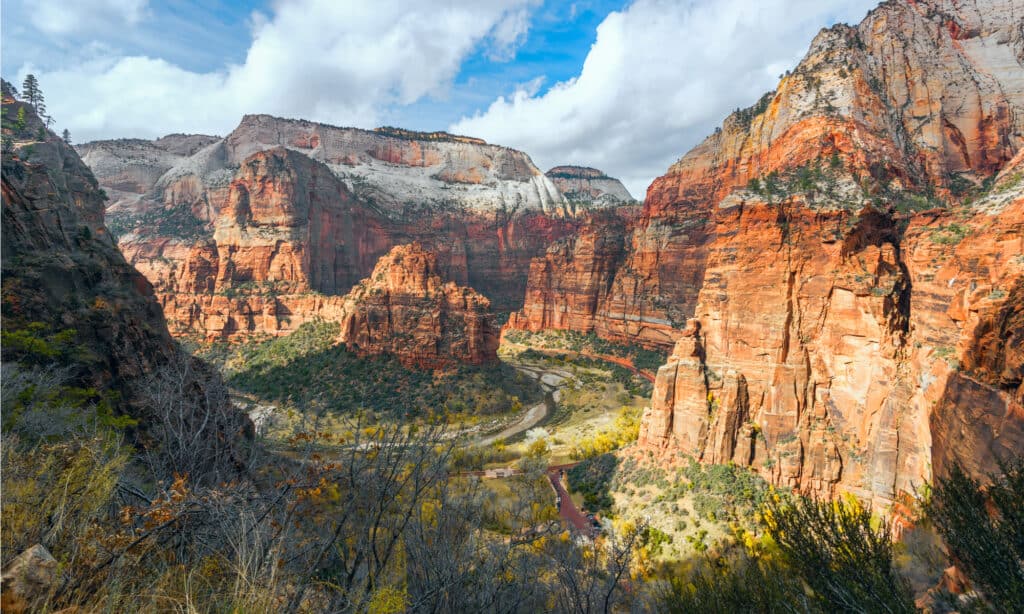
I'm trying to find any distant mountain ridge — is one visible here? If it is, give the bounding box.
[77,114,635,343]
[545,165,634,206]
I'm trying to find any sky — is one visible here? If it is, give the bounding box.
[1,0,879,197]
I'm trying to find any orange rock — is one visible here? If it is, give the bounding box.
[336,243,499,369]
[515,0,1024,505]
[85,118,607,342]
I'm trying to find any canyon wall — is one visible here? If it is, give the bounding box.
[509,0,1024,355]
[509,0,1024,505]
[1,82,250,473]
[80,119,634,343]
[636,0,1024,505]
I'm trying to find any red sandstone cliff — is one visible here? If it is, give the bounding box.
[80,117,625,321]
[115,147,394,340]
[335,243,499,369]
[1,82,249,475]
[508,0,1024,505]
[511,0,1024,354]
[635,0,1024,505]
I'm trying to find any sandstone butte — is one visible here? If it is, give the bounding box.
[77,117,634,347]
[508,0,1024,508]
[333,242,499,369]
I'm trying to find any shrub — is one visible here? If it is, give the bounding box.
[766,495,915,612]
[925,460,1024,610]
[225,321,542,421]
[570,406,641,460]
[568,453,619,511]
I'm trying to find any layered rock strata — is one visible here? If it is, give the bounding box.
[81,118,631,339]
[628,0,1024,505]
[335,243,499,369]
[545,166,634,206]
[510,0,1024,355]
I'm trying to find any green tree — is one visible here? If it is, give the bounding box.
[62,128,71,144]
[21,74,41,110]
[20,74,49,125]
[660,551,809,613]
[926,460,1024,610]
[766,494,915,613]
[15,106,26,132]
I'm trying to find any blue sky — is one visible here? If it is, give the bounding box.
[1,0,878,196]
[1,0,624,132]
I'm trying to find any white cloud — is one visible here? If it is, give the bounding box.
[31,0,148,35]
[488,7,535,61]
[19,0,540,142]
[451,0,878,197]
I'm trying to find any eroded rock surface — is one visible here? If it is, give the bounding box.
[630,0,1024,505]
[1,82,249,471]
[545,166,634,206]
[335,243,499,369]
[81,118,633,337]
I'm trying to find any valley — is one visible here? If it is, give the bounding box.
[2,0,1023,610]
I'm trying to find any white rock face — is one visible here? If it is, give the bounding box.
[80,115,582,220]
[545,165,635,207]
[221,115,571,217]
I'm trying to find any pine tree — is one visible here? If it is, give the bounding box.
[21,74,50,125]
[21,74,41,109]
[62,129,71,144]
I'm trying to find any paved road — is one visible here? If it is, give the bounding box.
[476,397,550,447]
[548,468,597,537]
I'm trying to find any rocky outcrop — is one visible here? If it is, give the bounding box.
[335,243,499,369]
[1,83,249,474]
[630,0,1024,505]
[119,146,396,340]
[512,0,1024,358]
[106,141,578,341]
[546,166,634,206]
[223,117,571,216]
[506,208,636,335]
[1,545,57,613]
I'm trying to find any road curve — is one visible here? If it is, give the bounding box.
[473,365,570,447]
